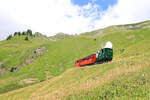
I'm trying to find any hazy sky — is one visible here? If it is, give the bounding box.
[0,0,150,40]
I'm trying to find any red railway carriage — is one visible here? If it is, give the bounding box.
[75,54,96,67]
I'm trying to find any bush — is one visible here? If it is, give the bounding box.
[27,29,32,36]
[25,36,29,41]
[22,31,26,35]
[18,32,21,36]
[6,35,12,40]
[14,32,18,36]
[14,32,21,36]
[10,67,17,72]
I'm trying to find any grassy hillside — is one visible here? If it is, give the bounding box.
[0,20,150,100]
[0,32,100,94]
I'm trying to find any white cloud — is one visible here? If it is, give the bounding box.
[0,0,99,40]
[0,10,30,40]
[94,0,150,29]
[0,0,150,40]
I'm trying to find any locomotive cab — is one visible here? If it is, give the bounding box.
[96,48,113,63]
[96,41,113,63]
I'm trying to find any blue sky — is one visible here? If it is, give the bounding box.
[71,0,117,10]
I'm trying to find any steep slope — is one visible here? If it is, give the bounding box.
[0,32,100,93]
[0,20,150,99]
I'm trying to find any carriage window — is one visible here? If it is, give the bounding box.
[86,57,90,60]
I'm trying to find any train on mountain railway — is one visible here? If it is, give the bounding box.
[75,42,113,67]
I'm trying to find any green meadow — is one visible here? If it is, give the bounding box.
[0,20,150,100]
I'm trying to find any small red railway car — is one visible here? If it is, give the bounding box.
[75,54,96,67]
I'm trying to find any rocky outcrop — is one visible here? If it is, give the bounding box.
[25,46,46,64]
[0,67,8,76]
[34,46,46,56]
[11,46,46,72]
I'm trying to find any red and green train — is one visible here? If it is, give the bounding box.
[75,48,113,67]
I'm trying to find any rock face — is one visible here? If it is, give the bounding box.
[12,46,46,72]
[25,46,46,64]
[0,61,8,76]
[34,46,46,56]
[0,67,8,76]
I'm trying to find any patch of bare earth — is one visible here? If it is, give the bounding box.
[18,78,38,85]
